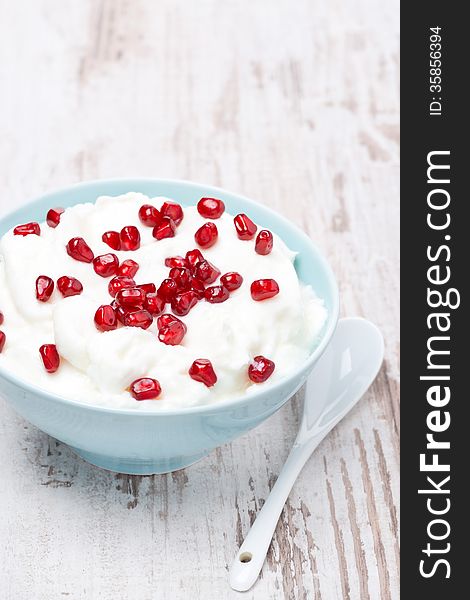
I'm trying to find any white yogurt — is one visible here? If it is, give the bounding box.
[0,193,327,410]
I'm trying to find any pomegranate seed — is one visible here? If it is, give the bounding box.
[95,304,117,331]
[250,279,280,301]
[144,293,165,316]
[138,283,157,295]
[248,355,275,383]
[57,276,83,297]
[116,287,145,308]
[108,276,136,297]
[197,197,225,219]
[204,285,229,304]
[120,226,141,251]
[189,359,217,387]
[39,344,60,373]
[157,278,178,302]
[66,237,94,263]
[220,272,243,291]
[255,230,274,255]
[35,276,54,302]
[169,267,192,291]
[185,248,204,273]
[160,201,184,225]
[124,309,153,329]
[165,256,188,269]
[171,290,199,316]
[234,213,257,240]
[130,377,162,401]
[194,259,220,284]
[0,331,5,353]
[93,253,119,278]
[191,277,206,299]
[94,305,118,331]
[102,231,121,251]
[195,222,218,249]
[118,259,139,278]
[157,314,187,345]
[152,217,176,240]
[0,311,4,326]
[138,204,161,227]
[111,300,146,326]
[112,301,128,324]
[14,222,40,236]
[46,207,64,228]
[157,313,179,329]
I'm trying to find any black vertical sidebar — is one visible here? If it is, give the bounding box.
[401,3,466,597]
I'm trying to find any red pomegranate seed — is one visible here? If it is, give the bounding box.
[194,259,220,284]
[191,277,206,299]
[157,278,178,302]
[165,256,188,269]
[35,276,54,302]
[248,355,275,383]
[169,267,192,291]
[118,259,139,278]
[116,287,145,308]
[161,201,184,225]
[120,226,141,251]
[94,305,118,331]
[124,309,153,329]
[57,276,83,297]
[138,204,161,227]
[66,237,94,263]
[158,323,186,345]
[185,248,204,273]
[250,279,280,301]
[189,359,217,387]
[195,222,218,249]
[138,283,157,295]
[171,290,199,316]
[93,253,119,278]
[157,313,179,329]
[234,213,257,240]
[112,301,128,324]
[152,217,176,240]
[220,272,243,291]
[197,197,225,219]
[39,344,60,373]
[204,285,229,304]
[46,207,64,228]
[111,300,144,326]
[130,377,162,401]
[108,276,136,297]
[157,315,187,345]
[14,222,40,236]
[255,230,274,255]
[0,331,5,353]
[0,311,4,325]
[102,231,121,251]
[144,293,165,316]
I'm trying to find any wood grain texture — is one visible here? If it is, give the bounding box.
[0,1,399,598]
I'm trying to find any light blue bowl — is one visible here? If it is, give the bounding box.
[0,179,339,474]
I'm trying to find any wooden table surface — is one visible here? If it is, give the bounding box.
[0,2,399,599]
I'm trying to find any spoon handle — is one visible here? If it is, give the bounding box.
[229,432,327,592]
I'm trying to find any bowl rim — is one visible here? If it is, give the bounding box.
[0,177,339,416]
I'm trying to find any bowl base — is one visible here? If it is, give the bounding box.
[71,447,209,475]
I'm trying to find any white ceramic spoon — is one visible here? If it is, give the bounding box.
[229,317,384,592]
